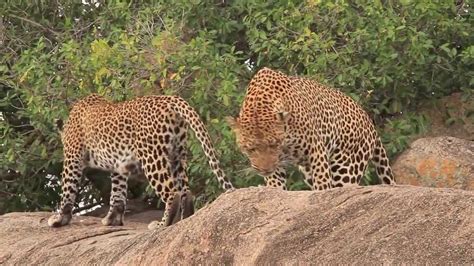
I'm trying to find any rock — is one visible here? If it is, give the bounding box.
[419,92,473,141]
[393,136,474,190]
[0,186,473,265]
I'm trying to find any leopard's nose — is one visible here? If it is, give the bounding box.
[251,164,274,176]
[260,170,273,176]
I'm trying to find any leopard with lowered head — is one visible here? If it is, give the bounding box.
[48,94,234,230]
[227,67,395,190]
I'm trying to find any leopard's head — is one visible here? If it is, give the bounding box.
[227,111,290,175]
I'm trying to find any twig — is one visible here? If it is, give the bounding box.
[73,18,99,39]
[0,190,16,196]
[8,14,60,37]
[157,14,168,32]
[456,0,466,15]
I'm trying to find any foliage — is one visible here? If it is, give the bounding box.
[1,0,472,213]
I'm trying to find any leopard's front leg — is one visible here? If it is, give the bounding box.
[263,167,287,190]
[101,172,128,226]
[300,139,333,191]
[147,189,179,230]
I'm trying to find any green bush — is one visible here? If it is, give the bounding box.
[1,0,471,213]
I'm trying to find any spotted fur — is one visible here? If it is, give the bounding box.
[227,68,395,190]
[48,94,234,229]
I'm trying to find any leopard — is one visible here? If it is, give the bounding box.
[48,93,234,230]
[227,67,396,190]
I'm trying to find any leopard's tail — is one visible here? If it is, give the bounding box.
[169,96,234,191]
[372,137,396,185]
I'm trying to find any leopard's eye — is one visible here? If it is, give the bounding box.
[244,145,256,153]
[247,147,256,153]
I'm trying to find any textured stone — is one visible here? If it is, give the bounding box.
[1,186,473,265]
[393,136,473,190]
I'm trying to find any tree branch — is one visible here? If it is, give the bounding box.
[7,14,60,37]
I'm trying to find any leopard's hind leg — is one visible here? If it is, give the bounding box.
[136,123,179,230]
[102,172,129,226]
[372,138,396,185]
[170,120,195,223]
[48,148,86,227]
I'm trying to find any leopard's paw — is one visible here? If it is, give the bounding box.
[48,213,72,227]
[101,212,124,226]
[147,220,164,230]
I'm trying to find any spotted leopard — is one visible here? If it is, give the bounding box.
[227,67,395,190]
[48,94,234,229]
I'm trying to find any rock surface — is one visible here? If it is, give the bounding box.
[1,186,473,265]
[393,136,474,190]
[420,92,473,140]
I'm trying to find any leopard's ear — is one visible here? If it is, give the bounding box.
[276,111,290,123]
[225,116,240,130]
